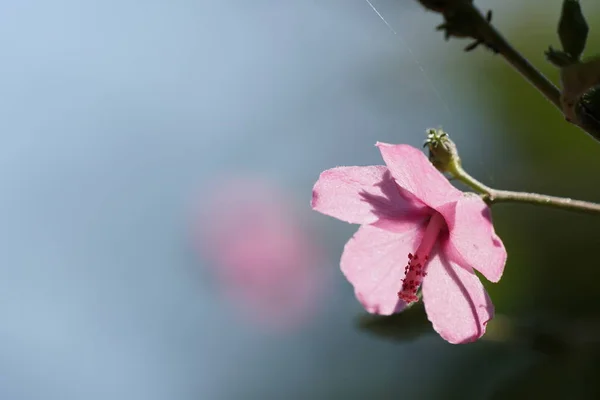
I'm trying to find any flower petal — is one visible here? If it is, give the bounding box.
[341,223,426,315]
[312,165,426,225]
[437,193,507,283]
[422,242,494,344]
[376,143,462,209]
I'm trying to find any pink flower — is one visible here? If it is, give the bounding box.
[311,143,507,344]
[196,177,325,332]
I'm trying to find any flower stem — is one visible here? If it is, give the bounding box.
[485,189,600,214]
[449,162,600,215]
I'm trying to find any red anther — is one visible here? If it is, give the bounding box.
[398,248,433,305]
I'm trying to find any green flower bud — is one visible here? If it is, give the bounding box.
[424,129,461,173]
[575,86,600,141]
[558,0,588,61]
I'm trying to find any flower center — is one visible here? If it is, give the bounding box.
[397,212,445,304]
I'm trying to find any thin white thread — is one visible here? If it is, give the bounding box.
[363,0,452,119]
[364,0,398,34]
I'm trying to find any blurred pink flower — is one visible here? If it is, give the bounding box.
[312,143,506,344]
[196,177,325,331]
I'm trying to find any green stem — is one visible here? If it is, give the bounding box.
[486,189,600,214]
[465,5,562,110]
[449,162,600,215]
[447,162,493,194]
[423,1,600,139]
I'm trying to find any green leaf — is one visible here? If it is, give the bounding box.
[558,0,589,60]
[356,302,432,343]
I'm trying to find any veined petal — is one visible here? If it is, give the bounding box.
[341,223,426,315]
[437,193,507,283]
[312,165,427,225]
[376,143,462,209]
[422,242,494,344]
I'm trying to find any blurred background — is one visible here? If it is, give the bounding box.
[1,0,600,398]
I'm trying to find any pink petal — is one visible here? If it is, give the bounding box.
[312,165,427,225]
[340,223,426,315]
[437,193,507,283]
[376,143,462,209]
[422,242,494,344]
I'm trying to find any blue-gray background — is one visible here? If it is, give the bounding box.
[2,1,600,399]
